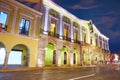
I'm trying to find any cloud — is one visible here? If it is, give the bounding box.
[80,0,97,5]
[69,0,101,10]
[100,10,120,16]
[71,4,101,9]
[94,16,118,29]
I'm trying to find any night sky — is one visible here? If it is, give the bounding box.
[54,0,120,53]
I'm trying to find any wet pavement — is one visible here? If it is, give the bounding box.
[0,64,120,80]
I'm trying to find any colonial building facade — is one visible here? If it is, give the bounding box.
[0,0,110,68]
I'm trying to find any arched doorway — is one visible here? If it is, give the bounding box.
[73,48,78,65]
[61,46,69,65]
[53,50,56,65]
[64,52,67,64]
[45,43,56,66]
[0,42,6,68]
[73,53,76,64]
[8,44,29,68]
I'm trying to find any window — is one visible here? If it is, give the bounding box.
[83,33,86,43]
[95,38,98,46]
[64,28,68,39]
[50,23,56,36]
[0,11,8,31]
[19,18,30,35]
[74,32,77,40]
[73,30,78,42]
[64,24,69,40]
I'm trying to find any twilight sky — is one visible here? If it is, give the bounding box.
[54,0,120,53]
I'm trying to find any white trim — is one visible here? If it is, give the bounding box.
[63,22,70,27]
[20,12,34,20]
[49,15,59,21]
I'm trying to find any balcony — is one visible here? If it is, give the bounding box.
[48,31,60,38]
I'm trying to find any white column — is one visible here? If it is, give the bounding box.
[102,39,104,49]
[11,7,18,33]
[70,20,74,42]
[104,41,107,50]
[79,25,83,42]
[87,29,90,44]
[43,6,50,35]
[59,14,63,39]
[107,40,109,51]
[98,35,100,47]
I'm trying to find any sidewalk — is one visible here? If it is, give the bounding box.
[0,65,96,73]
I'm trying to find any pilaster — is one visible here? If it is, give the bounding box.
[43,6,50,35]
[59,14,63,39]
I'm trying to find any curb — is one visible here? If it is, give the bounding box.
[0,65,96,73]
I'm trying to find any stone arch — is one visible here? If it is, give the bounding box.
[49,9,59,18]
[8,44,30,68]
[63,16,70,24]
[45,43,56,66]
[0,42,6,68]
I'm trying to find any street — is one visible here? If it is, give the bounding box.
[0,64,120,80]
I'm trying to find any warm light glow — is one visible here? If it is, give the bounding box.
[73,32,77,40]
[51,23,55,28]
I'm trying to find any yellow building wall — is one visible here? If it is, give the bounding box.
[0,0,43,67]
[0,34,38,67]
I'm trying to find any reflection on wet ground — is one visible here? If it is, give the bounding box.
[0,64,120,80]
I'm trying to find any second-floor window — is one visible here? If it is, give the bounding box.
[64,27,68,39]
[64,24,69,40]
[50,23,56,36]
[95,38,98,46]
[0,11,8,31]
[19,18,30,36]
[73,29,78,42]
[82,33,86,43]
